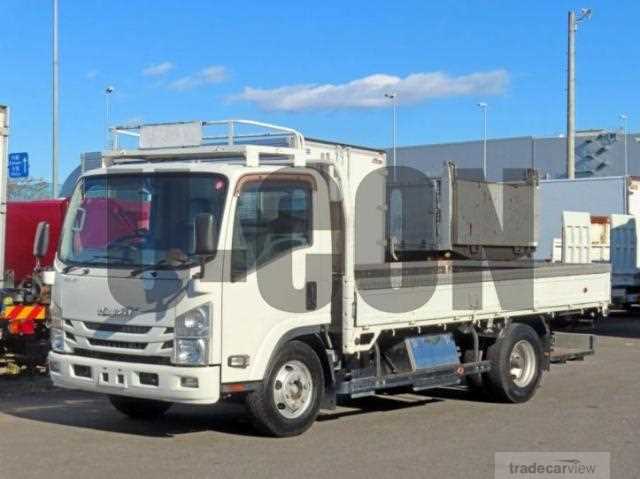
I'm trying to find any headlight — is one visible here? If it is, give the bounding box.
[49,303,65,353]
[173,339,207,365]
[50,328,65,353]
[172,305,210,365]
[175,305,210,338]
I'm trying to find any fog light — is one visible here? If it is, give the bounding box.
[181,377,199,388]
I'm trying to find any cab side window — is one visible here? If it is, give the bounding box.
[232,179,312,275]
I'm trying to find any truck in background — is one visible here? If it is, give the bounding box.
[0,200,68,370]
[47,120,609,436]
[539,176,640,308]
[538,176,640,260]
[0,105,70,371]
[554,211,640,309]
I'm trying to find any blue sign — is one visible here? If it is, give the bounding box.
[8,152,29,178]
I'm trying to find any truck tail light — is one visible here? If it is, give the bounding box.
[8,318,36,335]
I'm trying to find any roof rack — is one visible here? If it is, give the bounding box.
[105,119,309,168]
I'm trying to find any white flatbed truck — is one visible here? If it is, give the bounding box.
[47,120,610,436]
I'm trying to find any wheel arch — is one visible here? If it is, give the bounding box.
[513,316,550,339]
[282,330,335,387]
[256,326,335,390]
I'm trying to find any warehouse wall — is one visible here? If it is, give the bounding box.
[393,131,640,180]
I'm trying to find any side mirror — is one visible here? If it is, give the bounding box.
[33,221,51,259]
[194,213,218,257]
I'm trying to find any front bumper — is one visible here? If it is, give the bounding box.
[48,352,220,404]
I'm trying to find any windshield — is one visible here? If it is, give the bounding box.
[59,173,227,268]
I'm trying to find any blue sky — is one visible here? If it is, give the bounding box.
[0,0,638,182]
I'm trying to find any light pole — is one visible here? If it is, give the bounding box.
[52,0,59,197]
[385,93,397,179]
[620,114,629,176]
[477,102,488,178]
[105,86,114,149]
[566,8,592,179]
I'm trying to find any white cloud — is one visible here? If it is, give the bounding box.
[86,69,98,80]
[168,65,228,91]
[143,61,174,77]
[234,70,509,111]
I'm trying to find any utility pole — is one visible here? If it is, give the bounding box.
[566,8,592,179]
[105,86,114,149]
[52,0,59,197]
[385,93,397,179]
[478,102,488,178]
[620,114,629,176]
[0,106,10,287]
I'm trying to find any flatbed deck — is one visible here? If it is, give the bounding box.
[351,261,610,342]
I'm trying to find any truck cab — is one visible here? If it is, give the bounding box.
[48,120,385,432]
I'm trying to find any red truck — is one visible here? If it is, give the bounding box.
[0,199,68,370]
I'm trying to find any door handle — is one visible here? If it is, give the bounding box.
[306,281,317,311]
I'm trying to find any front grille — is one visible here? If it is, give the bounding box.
[83,322,152,334]
[88,338,147,350]
[72,348,171,365]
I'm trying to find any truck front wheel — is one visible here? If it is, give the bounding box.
[246,340,324,437]
[108,395,172,420]
[484,323,543,403]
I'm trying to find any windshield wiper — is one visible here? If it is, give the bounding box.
[130,258,172,276]
[129,256,199,277]
[63,256,135,273]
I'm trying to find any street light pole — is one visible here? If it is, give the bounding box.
[620,114,629,176]
[566,8,592,180]
[105,86,114,149]
[385,93,397,179]
[478,102,488,178]
[52,0,59,197]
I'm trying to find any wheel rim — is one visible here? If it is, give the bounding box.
[509,340,537,388]
[272,360,314,419]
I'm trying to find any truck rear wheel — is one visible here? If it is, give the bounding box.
[483,323,543,403]
[108,395,172,420]
[245,340,324,437]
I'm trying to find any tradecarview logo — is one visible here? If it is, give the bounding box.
[495,452,610,479]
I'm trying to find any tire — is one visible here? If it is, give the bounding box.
[483,323,544,403]
[109,395,172,420]
[246,340,324,437]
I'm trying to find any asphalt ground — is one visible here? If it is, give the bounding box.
[0,314,638,479]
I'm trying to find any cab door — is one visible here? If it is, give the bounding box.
[220,172,333,384]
